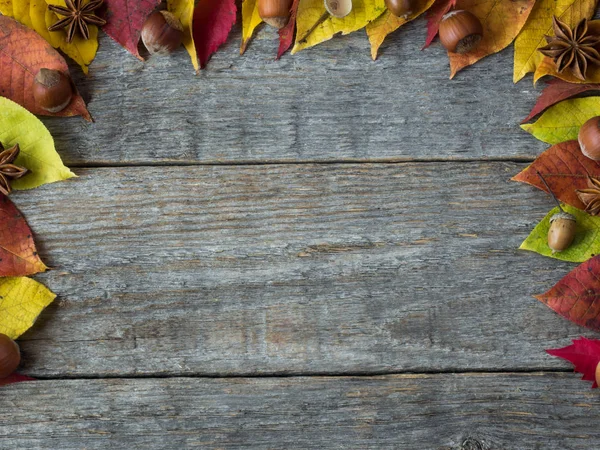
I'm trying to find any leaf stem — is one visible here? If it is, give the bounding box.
[536,170,564,212]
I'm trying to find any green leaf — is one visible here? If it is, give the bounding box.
[0,96,76,191]
[520,205,600,263]
[521,97,600,145]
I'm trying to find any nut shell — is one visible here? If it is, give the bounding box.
[579,116,600,161]
[258,0,293,29]
[33,69,73,113]
[324,0,352,18]
[439,10,483,54]
[385,0,413,17]
[0,334,20,379]
[141,11,184,56]
[548,212,577,252]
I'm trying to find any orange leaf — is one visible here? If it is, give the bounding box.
[511,140,599,210]
[0,16,91,121]
[448,0,535,78]
[0,195,47,277]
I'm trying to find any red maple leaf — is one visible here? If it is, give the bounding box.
[103,0,162,60]
[422,0,456,50]
[0,373,35,387]
[193,0,237,69]
[536,255,600,332]
[547,337,600,388]
[277,0,300,59]
[522,79,600,124]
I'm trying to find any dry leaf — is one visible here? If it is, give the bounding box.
[193,0,237,68]
[547,337,600,388]
[168,0,199,71]
[241,0,263,54]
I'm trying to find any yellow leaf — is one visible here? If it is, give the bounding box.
[448,0,535,78]
[0,97,76,191]
[513,0,595,83]
[241,0,263,54]
[0,277,56,340]
[521,97,600,145]
[366,0,435,60]
[292,0,386,54]
[168,0,199,72]
[0,0,99,73]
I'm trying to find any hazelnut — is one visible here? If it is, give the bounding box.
[0,334,20,379]
[578,116,600,160]
[33,69,73,113]
[548,211,577,252]
[258,0,293,29]
[324,0,352,18]
[141,11,184,56]
[439,10,483,54]
[595,362,600,387]
[385,0,413,18]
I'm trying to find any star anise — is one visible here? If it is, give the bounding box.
[48,0,106,44]
[539,17,600,81]
[0,144,29,196]
[576,176,600,215]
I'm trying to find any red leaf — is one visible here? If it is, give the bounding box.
[277,0,300,59]
[536,255,600,332]
[547,337,600,388]
[0,373,35,387]
[422,0,456,50]
[0,194,47,277]
[103,0,162,60]
[193,0,237,69]
[522,79,600,124]
[0,16,91,121]
[511,140,599,210]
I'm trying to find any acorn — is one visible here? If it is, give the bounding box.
[0,334,20,379]
[324,0,352,18]
[258,0,293,29]
[578,116,600,161]
[385,0,413,18]
[33,69,73,113]
[439,10,483,54]
[537,171,577,253]
[141,11,184,55]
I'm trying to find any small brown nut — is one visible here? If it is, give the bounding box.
[439,10,483,54]
[0,334,20,379]
[33,69,73,113]
[258,0,293,29]
[579,116,600,161]
[385,0,413,18]
[548,211,577,252]
[141,11,184,56]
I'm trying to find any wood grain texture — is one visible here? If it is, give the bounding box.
[1,373,599,449]
[8,162,591,377]
[43,22,546,166]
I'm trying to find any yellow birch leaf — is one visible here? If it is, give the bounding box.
[513,0,595,84]
[168,0,199,72]
[292,0,386,54]
[0,97,76,191]
[448,0,535,79]
[241,0,263,54]
[0,277,56,340]
[0,0,99,73]
[366,0,435,60]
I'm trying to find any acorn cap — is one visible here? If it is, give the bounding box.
[550,211,576,223]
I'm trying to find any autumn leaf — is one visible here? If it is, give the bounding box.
[547,337,600,388]
[0,17,90,121]
[366,0,435,59]
[193,0,237,69]
[241,0,263,54]
[167,0,199,71]
[0,0,99,73]
[0,97,76,191]
[520,205,600,263]
[294,0,385,55]
[513,1,595,84]
[0,277,56,340]
[102,0,161,60]
[0,373,35,387]
[522,80,600,124]
[512,141,600,210]
[447,0,535,78]
[277,0,300,59]
[521,97,600,145]
[422,0,456,50]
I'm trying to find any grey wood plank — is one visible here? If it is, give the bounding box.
[43,21,546,165]
[9,162,591,377]
[0,373,598,449]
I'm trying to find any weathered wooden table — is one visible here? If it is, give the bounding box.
[1,19,598,449]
